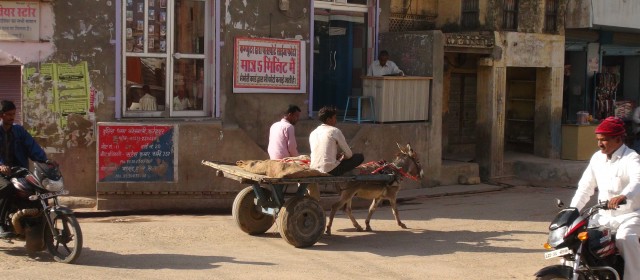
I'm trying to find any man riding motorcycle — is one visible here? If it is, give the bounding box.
[569,116,640,279]
[0,100,52,238]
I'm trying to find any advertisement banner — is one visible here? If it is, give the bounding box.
[0,1,39,41]
[98,124,176,182]
[233,37,306,93]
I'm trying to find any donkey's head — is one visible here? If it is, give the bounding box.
[393,143,424,179]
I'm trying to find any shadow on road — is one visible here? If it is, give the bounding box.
[75,248,275,269]
[309,228,544,257]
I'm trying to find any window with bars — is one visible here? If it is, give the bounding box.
[545,0,558,33]
[503,0,518,30]
[461,0,479,29]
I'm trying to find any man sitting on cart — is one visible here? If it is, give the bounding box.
[309,106,364,176]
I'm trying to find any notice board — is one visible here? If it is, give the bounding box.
[97,123,176,182]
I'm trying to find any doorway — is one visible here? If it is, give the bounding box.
[313,9,367,111]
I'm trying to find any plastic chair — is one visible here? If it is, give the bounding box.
[343,96,375,123]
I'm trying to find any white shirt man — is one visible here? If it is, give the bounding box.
[569,116,640,279]
[367,50,403,76]
[140,93,157,111]
[173,95,192,110]
[309,106,363,176]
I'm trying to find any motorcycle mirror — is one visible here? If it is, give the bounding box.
[556,198,565,208]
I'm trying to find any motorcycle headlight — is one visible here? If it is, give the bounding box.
[548,226,568,247]
[42,177,64,192]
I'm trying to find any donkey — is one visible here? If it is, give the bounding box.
[325,143,424,236]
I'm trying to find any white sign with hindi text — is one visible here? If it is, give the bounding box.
[0,1,39,41]
[233,37,306,93]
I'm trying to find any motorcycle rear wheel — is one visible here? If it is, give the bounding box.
[44,213,83,264]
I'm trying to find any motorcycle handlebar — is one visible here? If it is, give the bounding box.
[597,199,627,210]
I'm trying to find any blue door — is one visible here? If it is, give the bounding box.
[313,10,366,112]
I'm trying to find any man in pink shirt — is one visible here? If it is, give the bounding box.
[268,105,301,159]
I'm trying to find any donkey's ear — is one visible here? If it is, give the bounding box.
[406,143,412,151]
[397,142,406,153]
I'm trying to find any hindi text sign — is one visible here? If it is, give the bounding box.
[0,1,39,41]
[233,37,306,93]
[98,124,176,182]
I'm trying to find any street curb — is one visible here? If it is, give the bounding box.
[396,184,512,203]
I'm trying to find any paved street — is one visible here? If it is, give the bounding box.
[0,186,576,279]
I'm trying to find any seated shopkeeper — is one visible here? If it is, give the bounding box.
[366,50,404,77]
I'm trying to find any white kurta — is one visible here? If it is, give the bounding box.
[570,144,640,279]
[366,60,402,76]
[309,124,352,173]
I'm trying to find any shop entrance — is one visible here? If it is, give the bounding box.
[312,8,367,111]
[505,67,537,154]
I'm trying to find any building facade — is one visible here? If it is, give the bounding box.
[564,0,640,131]
[435,0,566,179]
[0,0,446,210]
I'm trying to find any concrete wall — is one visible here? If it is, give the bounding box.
[476,31,564,178]
[378,31,444,186]
[436,0,566,34]
[567,0,640,30]
[1,1,116,196]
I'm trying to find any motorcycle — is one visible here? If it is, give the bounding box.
[0,161,82,263]
[535,199,625,280]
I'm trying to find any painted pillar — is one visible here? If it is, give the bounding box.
[476,61,506,180]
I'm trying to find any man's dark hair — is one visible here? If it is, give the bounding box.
[0,100,16,114]
[143,84,150,93]
[378,50,389,58]
[285,104,301,115]
[318,106,337,123]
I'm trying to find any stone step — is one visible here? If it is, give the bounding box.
[440,160,480,186]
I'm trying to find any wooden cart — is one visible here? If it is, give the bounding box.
[201,160,394,248]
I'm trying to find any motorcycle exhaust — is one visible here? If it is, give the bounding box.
[11,208,41,236]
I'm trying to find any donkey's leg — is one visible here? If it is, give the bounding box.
[344,198,363,231]
[326,189,358,235]
[365,198,384,231]
[326,198,347,236]
[389,196,407,229]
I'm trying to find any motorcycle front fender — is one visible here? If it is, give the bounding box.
[534,264,573,278]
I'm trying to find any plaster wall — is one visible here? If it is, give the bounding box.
[390,0,437,16]
[435,0,461,29]
[567,0,640,30]
[497,32,565,68]
[378,31,444,185]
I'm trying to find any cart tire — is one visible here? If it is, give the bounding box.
[232,186,275,235]
[277,196,326,248]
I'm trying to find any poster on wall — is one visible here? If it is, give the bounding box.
[233,37,306,93]
[97,124,176,182]
[23,62,91,135]
[0,1,40,41]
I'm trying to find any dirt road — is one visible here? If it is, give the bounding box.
[0,186,573,279]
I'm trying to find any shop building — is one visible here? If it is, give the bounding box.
[563,0,640,146]
[434,0,566,179]
[0,0,448,211]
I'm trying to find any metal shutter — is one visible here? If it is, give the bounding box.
[0,66,22,124]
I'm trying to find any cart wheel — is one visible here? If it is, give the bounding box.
[277,196,326,248]
[232,186,275,235]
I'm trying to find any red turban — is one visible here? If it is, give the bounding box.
[595,116,626,136]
